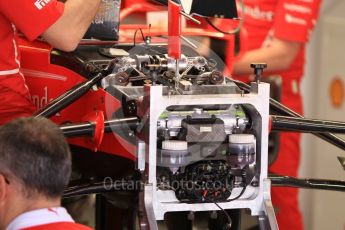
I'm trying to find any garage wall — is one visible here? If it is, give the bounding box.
[300,1,345,229]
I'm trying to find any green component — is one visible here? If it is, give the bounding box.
[235,109,246,118]
[159,111,169,119]
[207,110,222,115]
[158,108,247,119]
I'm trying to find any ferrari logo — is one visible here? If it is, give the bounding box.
[34,0,52,10]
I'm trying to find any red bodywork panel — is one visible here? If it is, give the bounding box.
[18,37,135,161]
[168,0,181,59]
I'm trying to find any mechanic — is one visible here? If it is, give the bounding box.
[231,1,322,229]
[0,0,102,125]
[0,117,91,230]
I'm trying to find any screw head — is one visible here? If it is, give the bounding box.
[250,63,267,69]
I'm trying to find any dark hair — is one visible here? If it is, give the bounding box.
[0,117,71,199]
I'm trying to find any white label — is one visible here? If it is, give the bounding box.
[34,0,51,10]
[200,126,212,132]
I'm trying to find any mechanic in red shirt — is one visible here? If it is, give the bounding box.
[232,0,321,229]
[0,117,91,230]
[0,0,102,125]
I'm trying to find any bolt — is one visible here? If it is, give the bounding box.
[250,63,267,83]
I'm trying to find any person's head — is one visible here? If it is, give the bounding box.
[0,117,71,228]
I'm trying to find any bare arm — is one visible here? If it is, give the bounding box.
[233,37,301,76]
[198,37,211,57]
[42,0,102,52]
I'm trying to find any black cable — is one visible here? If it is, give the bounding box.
[228,184,247,202]
[205,18,237,35]
[214,178,247,229]
[133,28,146,47]
[132,28,166,56]
[214,202,232,229]
[205,0,244,35]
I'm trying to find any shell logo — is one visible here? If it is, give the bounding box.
[329,77,344,108]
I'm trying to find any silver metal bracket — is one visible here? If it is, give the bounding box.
[260,179,279,230]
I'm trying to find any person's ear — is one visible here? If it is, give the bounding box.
[0,175,8,205]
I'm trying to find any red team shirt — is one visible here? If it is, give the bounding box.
[6,207,91,230]
[0,0,64,124]
[240,0,321,112]
[238,1,321,230]
[22,223,92,230]
[0,4,90,230]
